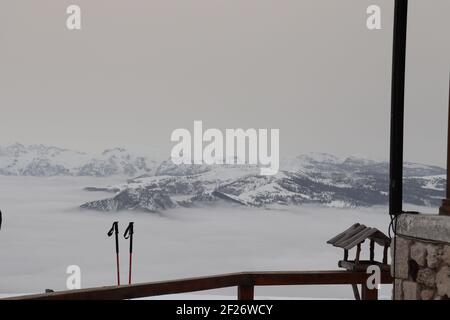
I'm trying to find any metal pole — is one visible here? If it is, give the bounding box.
[446,76,450,202]
[446,75,450,200]
[389,0,409,216]
[439,75,450,216]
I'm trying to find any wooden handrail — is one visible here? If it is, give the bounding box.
[3,270,393,301]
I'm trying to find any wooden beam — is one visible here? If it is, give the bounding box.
[249,271,392,286]
[383,245,389,264]
[5,273,246,301]
[4,270,392,300]
[369,240,375,262]
[355,244,362,263]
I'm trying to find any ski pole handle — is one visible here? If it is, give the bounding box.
[124,222,134,254]
[107,221,119,237]
[107,221,119,254]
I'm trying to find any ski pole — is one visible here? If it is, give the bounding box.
[107,221,120,286]
[124,222,134,285]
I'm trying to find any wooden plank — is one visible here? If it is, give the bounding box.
[5,273,248,301]
[249,271,392,286]
[327,223,361,244]
[333,225,369,248]
[4,270,393,300]
[338,260,391,272]
[340,228,374,250]
[330,225,367,247]
[329,225,390,250]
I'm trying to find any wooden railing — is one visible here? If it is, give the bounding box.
[3,270,393,300]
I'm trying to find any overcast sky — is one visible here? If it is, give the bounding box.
[0,0,449,166]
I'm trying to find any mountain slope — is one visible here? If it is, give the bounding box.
[1,144,444,210]
[80,153,446,211]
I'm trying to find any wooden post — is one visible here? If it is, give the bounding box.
[383,245,389,264]
[440,75,450,216]
[361,283,378,300]
[355,244,361,264]
[369,240,375,262]
[237,285,254,300]
[351,285,361,301]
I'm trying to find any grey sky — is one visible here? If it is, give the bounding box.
[0,0,449,166]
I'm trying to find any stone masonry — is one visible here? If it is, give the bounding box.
[393,214,450,300]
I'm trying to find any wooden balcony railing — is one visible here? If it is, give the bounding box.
[3,270,393,300]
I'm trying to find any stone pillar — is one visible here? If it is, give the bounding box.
[439,77,450,216]
[392,214,450,300]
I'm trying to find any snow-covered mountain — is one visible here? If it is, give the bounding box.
[0,143,158,177]
[1,144,445,210]
[80,153,446,211]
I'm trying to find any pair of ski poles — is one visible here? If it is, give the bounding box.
[107,221,134,286]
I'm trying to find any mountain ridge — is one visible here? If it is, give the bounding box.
[1,143,445,210]
[0,143,158,177]
[80,153,446,211]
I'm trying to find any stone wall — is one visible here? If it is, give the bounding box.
[393,214,450,300]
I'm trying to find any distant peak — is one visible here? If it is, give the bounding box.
[102,148,127,155]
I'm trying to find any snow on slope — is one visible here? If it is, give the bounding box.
[0,143,445,210]
[81,155,446,212]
